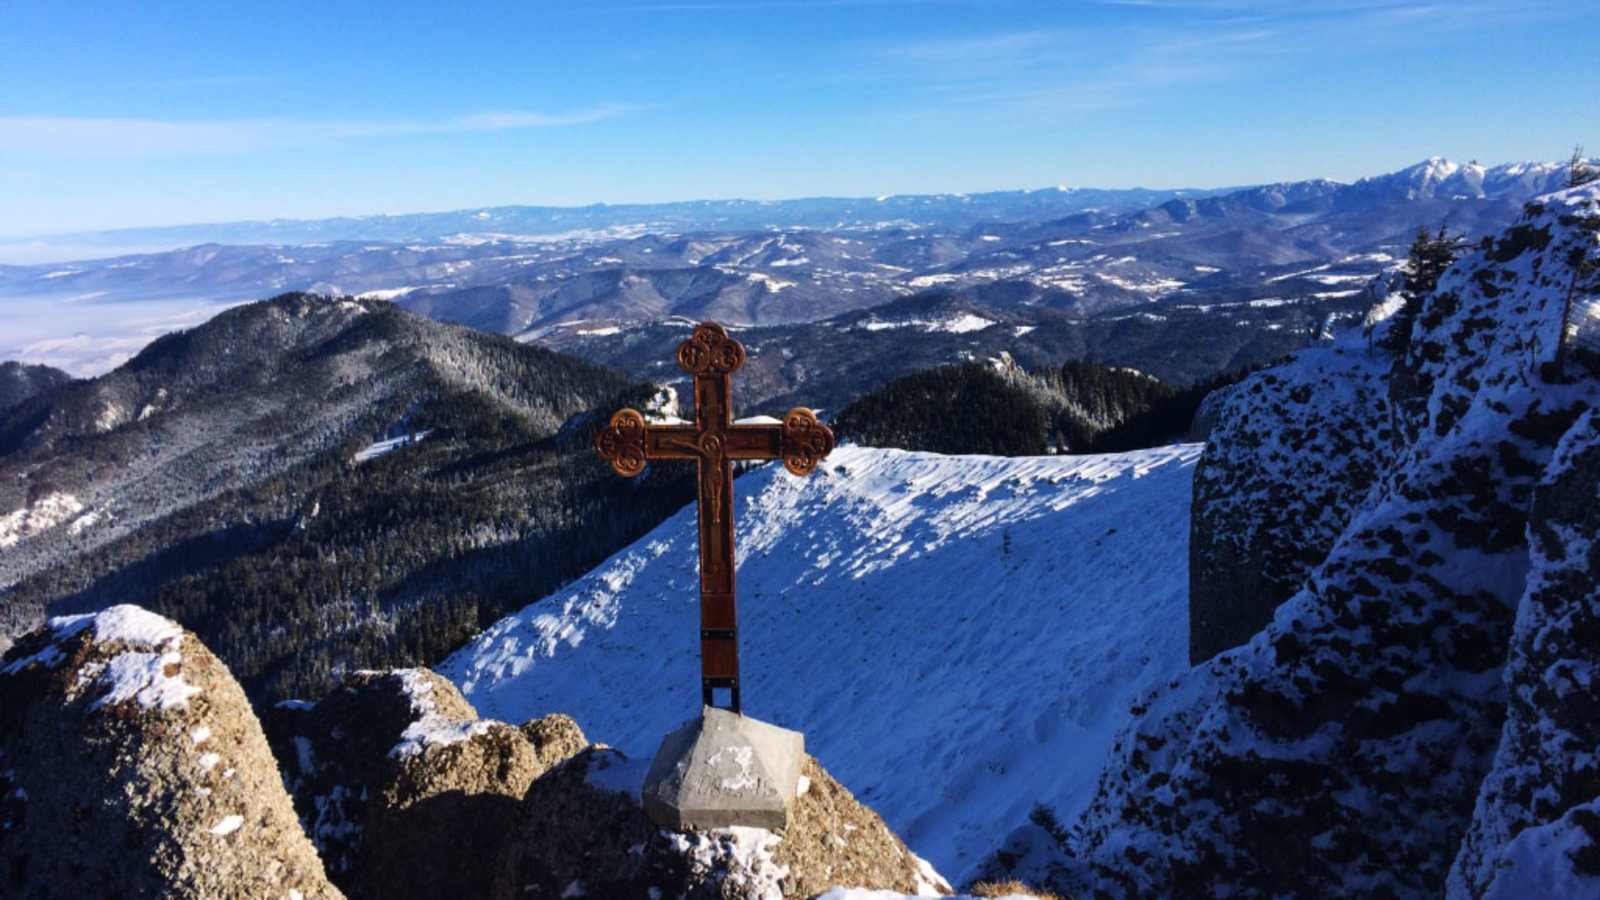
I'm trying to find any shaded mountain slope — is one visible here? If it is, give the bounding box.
[0,293,698,701]
[0,360,70,413]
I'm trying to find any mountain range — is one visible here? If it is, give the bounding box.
[1,157,1585,379]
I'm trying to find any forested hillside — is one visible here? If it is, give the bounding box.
[0,361,70,414]
[833,356,1255,455]
[0,294,695,702]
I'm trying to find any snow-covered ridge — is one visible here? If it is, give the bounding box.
[440,442,1201,882]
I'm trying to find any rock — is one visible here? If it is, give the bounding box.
[267,668,579,900]
[1187,335,1397,663]
[1449,408,1600,898]
[521,712,587,770]
[992,186,1600,897]
[492,746,951,899]
[643,707,805,831]
[0,605,341,898]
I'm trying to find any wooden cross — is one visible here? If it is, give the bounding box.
[594,322,834,714]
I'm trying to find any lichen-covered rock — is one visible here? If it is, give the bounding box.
[0,605,341,898]
[1449,408,1600,898]
[520,712,588,770]
[1188,334,1397,662]
[267,668,573,900]
[985,186,1600,898]
[492,746,951,899]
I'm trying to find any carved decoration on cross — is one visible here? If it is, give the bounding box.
[594,321,834,714]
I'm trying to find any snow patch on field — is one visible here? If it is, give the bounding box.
[856,314,994,334]
[441,444,1200,881]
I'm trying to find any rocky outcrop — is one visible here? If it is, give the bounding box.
[266,668,581,900]
[492,746,952,899]
[1449,408,1600,897]
[520,711,587,770]
[983,186,1600,897]
[1187,336,1397,662]
[0,605,341,898]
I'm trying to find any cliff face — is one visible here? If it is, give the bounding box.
[985,186,1600,897]
[1187,334,1398,663]
[1449,408,1600,897]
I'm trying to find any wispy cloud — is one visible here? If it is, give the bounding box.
[598,0,976,11]
[0,105,636,159]
[862,24,1270,118]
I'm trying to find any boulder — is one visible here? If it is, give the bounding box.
[520,712,587,770]
[0,605,341,898]
[492,746,952,899]
[266,668,583,900]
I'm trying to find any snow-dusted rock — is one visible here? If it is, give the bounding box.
[492,745,952,899]
[266,668,575,900]
[1187,328,1397,663]
[987,186,1600,897]
[0,605,341,898]
[1449,408,1600,897]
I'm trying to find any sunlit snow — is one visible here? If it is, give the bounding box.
[440,443,1200,881]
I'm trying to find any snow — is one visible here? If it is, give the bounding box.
[665,826,788,900]
[91,648,201,711]
[0,492,86,549]
[2,605,203,711]
[387,668,492,759]
[353,429,433,463]
[936,313,996,334]
[440,443,1201,881]
[1481,798,1600,899]
[208,814,244,836]
[812,883,1024,890]
[355,286,420,301]
[89,604,184,647]
[855,314,995,335]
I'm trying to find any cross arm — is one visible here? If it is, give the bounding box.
[594,409,699,476]
[727,408,836,475]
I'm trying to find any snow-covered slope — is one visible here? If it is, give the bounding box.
[439,442,1201,882]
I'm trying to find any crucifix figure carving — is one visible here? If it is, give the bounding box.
[595,322,834,714]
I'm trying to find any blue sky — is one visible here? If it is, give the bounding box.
[1,0,1596,236]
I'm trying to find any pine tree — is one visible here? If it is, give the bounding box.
[1381,224,1461,354]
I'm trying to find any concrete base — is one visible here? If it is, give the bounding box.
[642,707,805,831]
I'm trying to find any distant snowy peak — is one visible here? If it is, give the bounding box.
[1344,155,1585,204]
